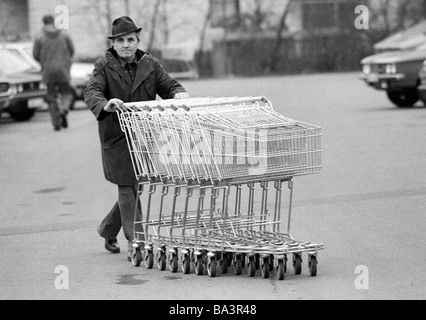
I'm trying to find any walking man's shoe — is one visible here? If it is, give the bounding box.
[127,241,133,262]
[61,113,68,129]
[105,239,120,254]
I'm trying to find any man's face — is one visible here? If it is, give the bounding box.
[113,32,139,61]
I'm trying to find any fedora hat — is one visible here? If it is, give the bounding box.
[108,16,142,39]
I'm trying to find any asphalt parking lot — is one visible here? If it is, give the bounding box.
[1,72,426,301]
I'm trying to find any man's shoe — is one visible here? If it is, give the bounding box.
[127,241,133,262]
[105,239,120,254]
[61,114,68,129]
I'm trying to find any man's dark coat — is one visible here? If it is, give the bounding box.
[84,48,186,185]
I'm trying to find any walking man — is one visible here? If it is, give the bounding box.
[84,16,189,261]
[33,14,75,131]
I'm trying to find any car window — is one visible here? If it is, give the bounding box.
[0,49,35,74]
[0,82,9,93]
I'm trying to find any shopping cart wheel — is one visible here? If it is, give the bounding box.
[195,256,204,276]
[261,260,270,279]
[309,255,317,277]
[234,256,243,275]
[145,251,154,269]
[221,256,229,274]
[132,247,142,267]
[269,254,274,272]
[207,259,217,278]
[241,253,246,268]
[255,254,260,270]
[157,252,167,271]
[227,253,233,267]
[293,253,302,275]
[182,256,191,274]
[248,258,256,277]
[277,261,285,280]
[169,255,178,273]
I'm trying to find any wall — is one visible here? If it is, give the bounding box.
[0,0,29,40]
[211,31,369,77]
[3,0,371,76]
[24,0,211,60]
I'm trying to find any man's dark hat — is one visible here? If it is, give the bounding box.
[108,16,142,39]
[42,15,55,25]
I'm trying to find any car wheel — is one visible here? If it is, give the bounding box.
[8,101,35,121]
[387,89,419,108]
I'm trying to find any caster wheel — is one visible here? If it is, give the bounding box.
[234,257,243,275]
[195,257,204,276]
[241,253,246,268]
[132,248,142,267]
[227,253,233,267]
[248,258,256,277]
[157,252,166,271]
[309,256,318,277]
[255,254,260,270]
[269,255,274,272]
[207,259,217,278]
[277,261,285,280]
[221,256,229,274]
[169,255,178,273]
[293,253,302,275]
[145,251,154,269]
[182,256,191,274]
[261,260,270,279]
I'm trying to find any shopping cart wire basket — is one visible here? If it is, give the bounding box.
[116,96,323,279]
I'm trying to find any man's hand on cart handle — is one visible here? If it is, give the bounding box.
[174,92,190,100]
[104,98,124,112]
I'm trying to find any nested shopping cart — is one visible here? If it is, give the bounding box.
[116,96,323,280]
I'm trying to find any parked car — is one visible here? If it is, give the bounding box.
[417,60,426,104]
[373,20,426,53]
[70,63,94,101]
[0,78,10,118]
[360,45,426,108]
[1,42,93,107]
[0,50,47,121]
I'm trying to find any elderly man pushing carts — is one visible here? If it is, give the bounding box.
[84,16,189,261]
